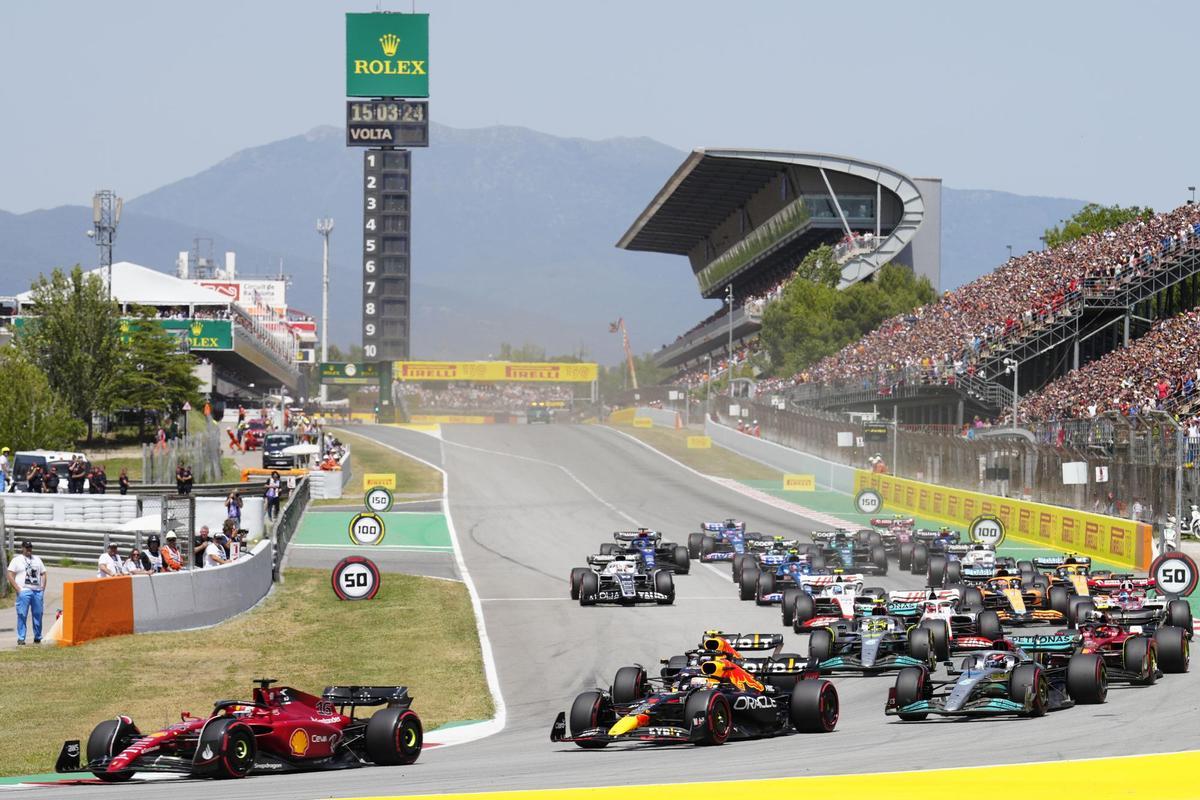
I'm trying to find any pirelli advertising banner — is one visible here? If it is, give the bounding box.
[347,13,429,97]
[853,471,1152,569]
[393,361,599,383]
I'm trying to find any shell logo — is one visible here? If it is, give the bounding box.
[289,728,310,757]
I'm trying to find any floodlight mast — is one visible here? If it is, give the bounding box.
[90,190,122,299]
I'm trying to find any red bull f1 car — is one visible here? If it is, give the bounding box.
[55,680,421,780]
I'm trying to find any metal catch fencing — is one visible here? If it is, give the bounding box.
[271,476,310,581]
[141,421,223,485]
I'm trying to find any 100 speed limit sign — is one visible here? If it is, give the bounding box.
[1150,551,1198,598]
[348,512,387,546]
[331,556,381,601]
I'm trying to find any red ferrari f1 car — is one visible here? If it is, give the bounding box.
[55,679,422,781]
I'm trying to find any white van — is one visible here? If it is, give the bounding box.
[10,450,89,493]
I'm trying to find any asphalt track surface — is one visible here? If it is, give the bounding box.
[32,424,1200,799]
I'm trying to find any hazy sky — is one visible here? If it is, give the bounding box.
[2,0,1197,213]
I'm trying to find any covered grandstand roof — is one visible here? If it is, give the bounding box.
[17,262,231,307]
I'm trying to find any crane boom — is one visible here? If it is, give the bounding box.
[609,318,639,389]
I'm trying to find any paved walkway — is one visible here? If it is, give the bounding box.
[0,566,93,650]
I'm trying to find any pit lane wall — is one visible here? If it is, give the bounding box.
[705,418,856,493]
[610,406,683,429]
[853,471,1153,570]
[58,540,274,645]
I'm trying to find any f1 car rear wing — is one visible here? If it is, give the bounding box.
[887,588,961,603]
[1033,555,1092,569]
[914,529,960,543]
[800,574,865,588]
[942,543,992,555]
[870,517,914,527]
[613,530,660,543]
[809,530,850,541]
[703,632,785,654]
[1089,576,1155,591]
[701,521,744,532]
[740,654,820,676]
[322,685,411,707]
[747,538,801,551]
[1007,633,1082,653]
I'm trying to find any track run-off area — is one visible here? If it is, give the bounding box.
[25,423,1200,800]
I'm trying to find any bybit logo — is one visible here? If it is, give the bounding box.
[379,33,401,57]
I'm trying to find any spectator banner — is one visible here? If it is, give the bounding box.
[854,471,1152,569]
[393,361,598,382]
[633,418,653,428]
[347,13,429,98]
[783,474,816,492]
[148,319,233,350]
[364,473,397,490]
[687,436,712,449]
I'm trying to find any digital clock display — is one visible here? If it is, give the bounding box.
[346,101,429,147]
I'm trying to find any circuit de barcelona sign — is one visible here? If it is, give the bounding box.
[346,13,429,97]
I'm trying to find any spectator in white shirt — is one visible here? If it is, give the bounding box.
[204,531,230,568]
[123,546,151,576]
[7,540,46,645]
[97,542,122,578]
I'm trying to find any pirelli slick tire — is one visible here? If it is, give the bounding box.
[1010,664,1048,717]
[928,555,947,588]
[579,571,600,606]
[365,706,422,767]
[1167,599,1194,633]
[1024,574,1051,593]
[871,545,888,575]
[808,627,835,663]
[654,570,675,605]
[1048,584,1071,616]
[791,592,816,631]
[919,619,950,661]
[612,666,649,704]
[672,546,690,575]
[945,561,963,584]
[194,717,257,778]
[569,567,589,600]
[961,585,985,610]
[978,609,1003,642]
[731,554,749,584]
[898,542,914,571]
[1066,653,1108,704]
[789,679,838,732]
[907,626,934,664]
[688,532,704,560]
[893,667,929,721]
[569,691,612,748]
[810,554,827,572]
[781,588,802,626]
[739,565,760,601]
[755,571,777,606]
[911,544,929,574]
[86,717,140,782]
[599,543,616,556]
[1122,635,1157,686]
[1155,625,1190,673]
[684,690,732,745]
[1068,597,1096,627]
[700,535,716,558]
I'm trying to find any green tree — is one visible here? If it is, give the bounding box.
[17,266,123,440]
[1044,203,1154,249]
[112,310,202,427]
[792,244,842,287]
[0,347,86,451]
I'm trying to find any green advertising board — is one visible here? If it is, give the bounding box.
[14,316,232,350]
[346,13,429,98]
[319,362,380,385]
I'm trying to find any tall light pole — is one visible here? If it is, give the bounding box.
[1006,244,1013,261]
[316,218,334,403]
[1190,186,1196,205]
[1004,357,1019,428]
[705,354,712,419]
[725,284,735,382]
[87,190,123,299]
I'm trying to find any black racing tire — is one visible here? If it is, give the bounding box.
[898,542,913,571]
[1024,574,1050,593]
[781,588,802,626]
[599,543,616,556]
[1122,635,1157,686]
[612,666,649,704]
[791,592,816,630]
[673,546,690,574]
[1068,597,1096,627]
[1167,599,1194,633]
[1048,585,1071,616]
[688,532,704,560]
[739,565,760,601]
[1010,664,1048,717]
[731,554,748,583]
[961,585,985,610]
[683,690,733,745]
[194,717,258,778]
[788,679,839,732]
[808,627,835,663]
[855,529,873,547]
[920,619,951,661]
[86,717,140,782]
[568,691,611,748]
[755,571,777,606]
[1016,560,1035,578]
[893,667,929,720]
[928,555,947,588]
[810,554,827,572]
[978,609,1003,642]
[654,570,675,605]
[569,567,588,600]
[945,561,963,584]
[907,626,933,663]
[871,545,888,575]
[579,571,600,606]
[660,654,689,680]
[1066,653,1108,704]
[365,706,422,766]
[1155,626,1190,673]
[700,535,716,558]
[911,544,929,574]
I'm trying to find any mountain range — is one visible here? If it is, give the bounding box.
[0,124,1087,361]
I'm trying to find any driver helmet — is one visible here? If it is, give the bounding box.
[984,653,1010,670]
[829,584,844,595]
[870,602,887,616]
[1119,579,1135,593]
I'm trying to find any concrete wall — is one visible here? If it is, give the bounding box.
[131,540,274,633]
[705,418,856,493]
[636,406,683,429]
[0,494,140,525]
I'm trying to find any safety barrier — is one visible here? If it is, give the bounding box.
[0,494,139,526]
[706,419,856,493]
[608,408,637,425]
[608,406,682,429]
[853,471,1153,570]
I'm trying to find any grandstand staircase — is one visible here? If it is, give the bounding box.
[838,200,925,287]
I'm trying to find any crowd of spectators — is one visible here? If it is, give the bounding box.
[661,267,799,350]
[399,383,574,412]
[153,305,231,320]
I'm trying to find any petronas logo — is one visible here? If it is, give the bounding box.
[379,33,401,57]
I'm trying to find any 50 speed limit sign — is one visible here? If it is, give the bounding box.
[348,512,387,546]
[1149,551,1198,598]
[331,556,381,601]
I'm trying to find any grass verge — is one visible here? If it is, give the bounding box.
[0,568,490,777]
[609,424,783,481]
[313,428,443,506]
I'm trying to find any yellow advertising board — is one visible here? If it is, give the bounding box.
[853,471,1152,569]
[687,436,712,449]
[392,361,598,382]
[633,418,653,428]
[363,473,397,490]
[783,474,816,492]
[608,408,636,425]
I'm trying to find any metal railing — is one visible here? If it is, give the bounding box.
[271,476,310,581]
[141,421,223,485]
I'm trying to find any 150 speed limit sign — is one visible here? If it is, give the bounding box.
[1150,551,1198,598]
[331,556,381,601]
[348,512,387,546]
[854,489,883,515]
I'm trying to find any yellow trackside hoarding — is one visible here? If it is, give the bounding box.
[783,474,815,492]
[393,361,598,382]
[853,471,1153,569]
[633,418,653,428]
[364,473,397,490]
[609,408,636,425]
[687,436,712,449]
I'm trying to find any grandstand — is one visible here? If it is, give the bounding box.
[617,149,941,373]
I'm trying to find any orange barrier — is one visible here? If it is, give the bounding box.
[60,577,134,646]
[240,468,308,482]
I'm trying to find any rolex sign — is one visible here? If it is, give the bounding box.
[346,13,429,97]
